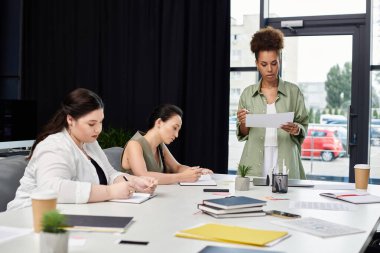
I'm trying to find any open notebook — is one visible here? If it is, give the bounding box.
[179,174,217,186]
[110,193,156,204]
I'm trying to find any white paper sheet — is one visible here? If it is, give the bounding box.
[0,226,32,243]
[273,217,364,238]
[246,112,294,128]
[313,184,355,190]
[289,201,357,211]
[179,174,217,186]
[110,193,156,204]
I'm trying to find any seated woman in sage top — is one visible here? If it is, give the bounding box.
[7,88,157,210]
[121,104,213,184]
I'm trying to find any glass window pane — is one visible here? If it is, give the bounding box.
[282,35,352,181]
[370,71,380,181]
[269,0,366,18]
[373,0,380,65]
[229,71,258,171]
[231,0,260,67]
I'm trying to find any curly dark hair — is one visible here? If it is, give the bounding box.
[250,26,284,60]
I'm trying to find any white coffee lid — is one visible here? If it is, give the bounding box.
[354,164,370,169]
[31,190,57,200]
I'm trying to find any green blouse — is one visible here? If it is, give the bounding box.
[237,78,309,179]
[122,131,164,175]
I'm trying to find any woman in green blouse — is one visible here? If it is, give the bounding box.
[236,26,309,179]
[121,104,213,184]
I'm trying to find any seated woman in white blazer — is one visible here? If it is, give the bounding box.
[7,88,157,210]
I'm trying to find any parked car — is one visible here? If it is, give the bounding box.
[326,119,380,146]
[301,128,345,162]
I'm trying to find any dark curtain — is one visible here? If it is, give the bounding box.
[22,0,230,173]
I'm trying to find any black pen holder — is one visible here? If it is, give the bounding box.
[272,174,288,193]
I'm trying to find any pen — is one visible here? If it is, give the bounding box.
[123,176,128,182]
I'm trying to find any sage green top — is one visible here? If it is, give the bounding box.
[237,78,309,179]
[122,131,164,175]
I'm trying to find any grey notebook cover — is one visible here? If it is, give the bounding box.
[64,214,133,228]
[198,245,283,253]
[203,196,266,209]
[252,178,314,187]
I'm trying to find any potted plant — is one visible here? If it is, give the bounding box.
[40,210,68,253]
[235,164,251,191]
[97,127,134,149]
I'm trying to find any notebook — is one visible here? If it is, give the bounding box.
[198,245,284,253]
[273,217,364,238]
[110,193,156,204]
[198,204,263,214]
[203,196,266,209]
[252,178,314,187]
[64,214,133,233]
[179,174,217,186]
[176,223,289,247]
[202,210,266,219]
[320,191,380,204]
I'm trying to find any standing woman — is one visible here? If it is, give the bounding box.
[236,26,309,179]
[121,104,213,184]
[8,88,157,210]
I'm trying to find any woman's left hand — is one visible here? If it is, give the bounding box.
[128,176,158,194]
[200,168,213,175]
[281,122,300,135]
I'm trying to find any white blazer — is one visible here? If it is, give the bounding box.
[7,129,124,210]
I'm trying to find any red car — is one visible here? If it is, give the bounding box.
[301,128,345,162]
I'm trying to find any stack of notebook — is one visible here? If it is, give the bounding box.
[198,196,266,218]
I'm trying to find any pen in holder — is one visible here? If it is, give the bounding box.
[272,173,288,193]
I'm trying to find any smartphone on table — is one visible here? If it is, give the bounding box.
[265,210,301,218]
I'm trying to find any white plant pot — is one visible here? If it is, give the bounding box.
[40,232,69,253]
[235,176,250,191]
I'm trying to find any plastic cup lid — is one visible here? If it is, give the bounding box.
[31,190,57,200]
[354,164,370,169]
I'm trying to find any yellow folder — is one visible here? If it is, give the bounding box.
[175,223,288,247]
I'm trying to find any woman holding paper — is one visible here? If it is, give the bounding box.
[121,104,213,184]
[7,88,157,210]
[236,26,308,179]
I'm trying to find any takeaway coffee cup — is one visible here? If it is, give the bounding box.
[31,190,57,232]
[354,164,370,190]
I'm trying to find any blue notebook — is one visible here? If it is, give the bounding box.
[203,196,266,209]
[199,245,283,253]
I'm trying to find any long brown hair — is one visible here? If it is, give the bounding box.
[28,88,104,159]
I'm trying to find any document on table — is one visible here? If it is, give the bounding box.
[179,174,217,186]
[110,193,156,204]
[289,201,357,211]
[273,217,364,238]
[0,226,32,243]
[245,112,294,128]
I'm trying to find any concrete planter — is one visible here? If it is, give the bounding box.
[235,176,250,191]
[40,232,68,253]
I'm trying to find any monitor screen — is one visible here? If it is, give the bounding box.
[0,100,37,141]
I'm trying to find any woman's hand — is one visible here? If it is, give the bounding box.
[128,176,158,194]
[108,182,136,199]
[178,167,202,182]
[281,122,300,135]
[237,108,249,125]
[201,168,213,175]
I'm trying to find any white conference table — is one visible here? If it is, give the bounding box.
[0,174,380,253]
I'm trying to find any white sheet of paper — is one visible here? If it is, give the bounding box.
[110,193,156,204]
[245,112,294,128]
[0,226,32,243]
[289,201,357,211]
[179,174,217,186]
[273,217,364,238]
